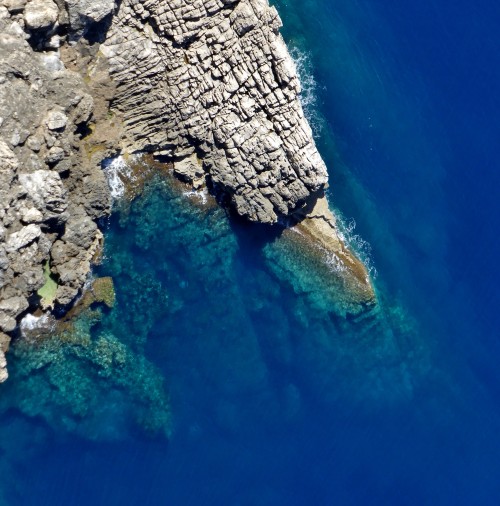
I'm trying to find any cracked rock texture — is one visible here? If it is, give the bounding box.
[97,0,374,304]
[0,0,375,381]
[100,0,328,224]
[0,1,112,380]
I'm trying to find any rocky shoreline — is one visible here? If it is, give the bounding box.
[0,0,375,381]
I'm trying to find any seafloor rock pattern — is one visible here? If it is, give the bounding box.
[0,2,111,379]
[101,0,329,224]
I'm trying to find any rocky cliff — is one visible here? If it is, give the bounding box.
[0,0,112,380]
[0,0,375,381]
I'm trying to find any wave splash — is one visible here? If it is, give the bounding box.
[335,212,378,279]
[102,155,134,200]
[290,47,323,138]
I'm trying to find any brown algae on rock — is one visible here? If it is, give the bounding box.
[90,277,116,308]
[288,194,376,313]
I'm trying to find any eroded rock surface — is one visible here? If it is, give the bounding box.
[0,2,112,379]
[0,0,376,381]
[100,0,328,224]
[96,0,374,305]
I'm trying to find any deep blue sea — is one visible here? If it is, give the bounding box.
[1,0,499,504]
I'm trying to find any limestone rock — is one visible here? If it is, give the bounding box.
[0,2,111,378]
[20,207,44,224]
[0,313,16,333]
[0,295,29,317]
[99,0,328,224]
[65,0,115,31]
[46,110,68,130]
[0,352,7,382]
[174,154,205,189]
[0,140,19,171]
[24,0,58,29]
[0,331,10,354]
[1,0,28,14]
[18,170,68,218]
[0,330,9,382]
[62,215,97,249]
[5,224,41,252]
[55,284,78,306]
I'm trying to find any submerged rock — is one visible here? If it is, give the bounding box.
[90,277,115,308]
[2,307,172,439]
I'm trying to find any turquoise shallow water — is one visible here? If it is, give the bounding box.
[1,0,500,504]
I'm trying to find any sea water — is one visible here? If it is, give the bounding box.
[0,0,499,504]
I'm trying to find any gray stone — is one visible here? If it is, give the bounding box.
[55,284,78,305]
[0,3,112,379]
[45,146,65,164]
[0,331,9,353]
[41,53,65,72]
[18,170,68,217]
[46,110,68,130]
[0,312,16,333]
[174,154,205,189]
[26,135,42,152]
[2,0,27,14]
[20,206,43,223]
[24,0,58,29]
[0,295,29,317]
[5,224,41,252]
[66,0,115,31]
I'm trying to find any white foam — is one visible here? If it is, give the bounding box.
[290,47,323,138]
[335,212,378,279]
[183,188,209,205]
[20,313,53,334]
[102,155,133,200]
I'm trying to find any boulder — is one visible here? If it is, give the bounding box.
[18,170,68,218]
[46,110,68,130]
[1,0,28,14]
[24,0,58,29]
[66,0,115,31]
[5,224,41,252]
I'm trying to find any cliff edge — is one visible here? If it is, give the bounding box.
[0,0,375,381]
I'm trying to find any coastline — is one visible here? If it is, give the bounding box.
[0,0,375,380]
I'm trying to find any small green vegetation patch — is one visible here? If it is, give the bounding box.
[37,262,58,306]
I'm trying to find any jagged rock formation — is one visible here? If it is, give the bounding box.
[0,0,376,381]
[0,1,112,380]
[100,0,328,224]
[97,0,375,303]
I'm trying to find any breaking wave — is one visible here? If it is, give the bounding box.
[290,47,324,138]
[335,212,378,279]
[183,188,209,205]
[102,155,133,200]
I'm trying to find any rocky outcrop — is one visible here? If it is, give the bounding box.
[0,0,376,381]
[0,1,112,379]
[99,0,328,224]
[96,0,374,301]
